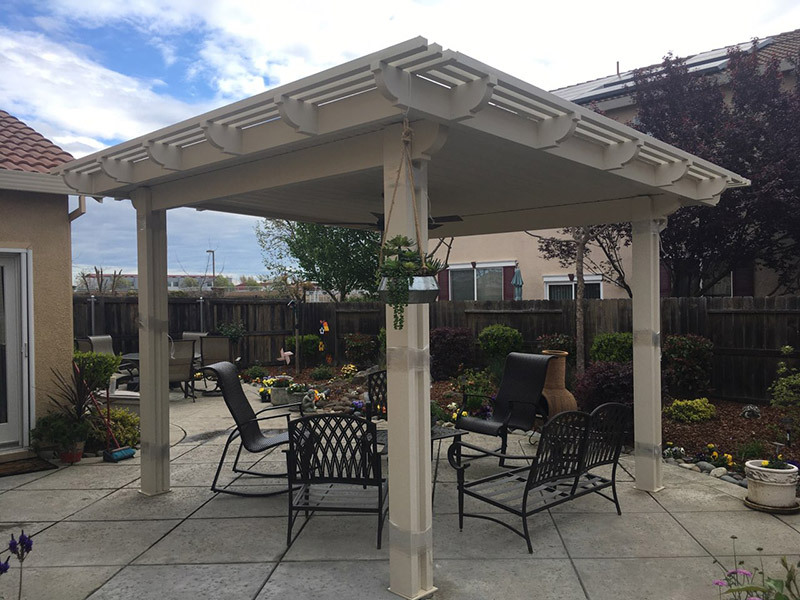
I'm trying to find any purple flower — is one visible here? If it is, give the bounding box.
[8,535,17,555]
[0,557,9,575]
[727,569,753,578]
[712,580,727,587]
[19,531,32,553]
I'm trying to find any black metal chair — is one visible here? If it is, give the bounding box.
[365,369,388,421]
[456,352,553,466]
[204,361,301,497]
[449,409,591,553]
[286,414,388,548]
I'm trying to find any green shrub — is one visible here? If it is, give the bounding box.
[431,401,449,423]
[662,398,716,423]
[589,332,633,363]
[478,324,523,381]
[31,412,92,451]
[452,368,496,412]
[73,351,121,390]
[299,334,323,366]
[535,333,576,362]
[310,365,334,381]
[770,346,800,407]
[244,365,268,381]
[736,439,766,463]
[344,333,377,367]
[430,327,474,381]
[217,320,246,344]
[662,334,713,397]
[86,408,141,451]
[575,361,634,412]
[377,328,387,368]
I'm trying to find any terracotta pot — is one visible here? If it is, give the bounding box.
[744,460,800,513]
[540,350,577,417]
[59,440,85,464]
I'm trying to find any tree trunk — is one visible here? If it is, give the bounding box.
[575,228,588,377]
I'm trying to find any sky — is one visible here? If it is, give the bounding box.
[2,0,800,282]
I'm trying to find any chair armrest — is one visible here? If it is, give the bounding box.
[454,439,538,462]
[254,402,301,416]
[447,442,471,472]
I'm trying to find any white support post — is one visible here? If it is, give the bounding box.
[631,216,665,493]
[132,188,171,496]
[384,123,436,600]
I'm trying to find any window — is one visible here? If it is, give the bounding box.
[703,272,732,297]
[448,262,513,301]
[543,275,602,300]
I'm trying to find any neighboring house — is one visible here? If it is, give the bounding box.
[0,110,75,459]
[433,29,799,300]
[76,273,214,292]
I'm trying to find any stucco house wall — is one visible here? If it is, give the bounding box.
[0,189,73,420]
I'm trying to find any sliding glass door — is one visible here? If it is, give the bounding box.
[0,253,25,450]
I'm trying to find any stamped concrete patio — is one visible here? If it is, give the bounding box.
[1,387,798,600]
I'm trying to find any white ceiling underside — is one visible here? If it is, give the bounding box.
[55,37,749,237]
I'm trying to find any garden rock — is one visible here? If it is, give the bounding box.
[720,475,740,485]
[739,404,761,419]
[351,365,381,385]
[709,467,728,478]
[695,461,715,473]
[680,463,701,472]
[665,458,677,465]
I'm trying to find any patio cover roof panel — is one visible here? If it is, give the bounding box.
[55,37,749,228]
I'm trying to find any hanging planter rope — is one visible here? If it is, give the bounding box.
[378,119,443,330]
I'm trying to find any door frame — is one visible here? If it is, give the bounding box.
[0,248,33,451]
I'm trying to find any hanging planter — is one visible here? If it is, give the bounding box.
[376,119,446,330]
[378,235,442,330]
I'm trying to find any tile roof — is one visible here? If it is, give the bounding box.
[0,110,73,173]
[553,28,800,104]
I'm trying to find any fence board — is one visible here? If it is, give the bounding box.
[74,295,800,403]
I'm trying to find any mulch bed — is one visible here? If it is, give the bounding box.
[663,399,797,462]
[249,367,797,463]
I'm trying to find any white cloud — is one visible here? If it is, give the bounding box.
[0,27,215,156]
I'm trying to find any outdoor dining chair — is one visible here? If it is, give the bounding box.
[169,339,196,399]
[455,352,554,466]
[204,361,302,497]
[88,334,115,355]
[286,413,388,548]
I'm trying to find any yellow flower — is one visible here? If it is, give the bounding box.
[451,412,458,420]
[707,443,714,449]
[461,411,468,417]
[259,387,266,393]
[711,451,718,459]
[778,454,784,460]
[762,460,770,466]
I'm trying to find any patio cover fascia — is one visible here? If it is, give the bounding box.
[55,37,748,600]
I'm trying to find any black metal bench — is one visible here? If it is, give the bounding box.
[447,402,630,553]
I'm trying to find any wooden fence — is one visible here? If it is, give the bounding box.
[73,295,800,403]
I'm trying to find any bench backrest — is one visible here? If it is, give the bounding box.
[583,403,630,472]
[528,410,590,489]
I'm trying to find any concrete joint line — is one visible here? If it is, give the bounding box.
[388,520,432,555]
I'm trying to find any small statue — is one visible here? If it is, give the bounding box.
[301,392,318,413]
[740,404,761,419]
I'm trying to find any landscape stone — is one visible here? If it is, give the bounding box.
[720,475,740,484]
[679,463,701,472]
[695,461,714,473]
[709,467,728,478]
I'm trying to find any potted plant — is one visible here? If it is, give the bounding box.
[378,235,443,330]
[744,450,800,513]
[266,376,293,405]
[32,352,121,463]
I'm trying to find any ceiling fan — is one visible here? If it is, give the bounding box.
[323,212,463,231]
